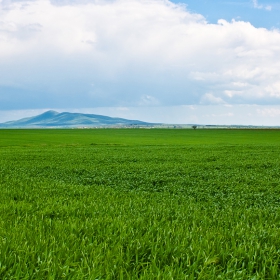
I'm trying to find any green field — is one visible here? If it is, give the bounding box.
[1,129,280,279]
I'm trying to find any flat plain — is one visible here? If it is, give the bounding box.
[1,129,280,279]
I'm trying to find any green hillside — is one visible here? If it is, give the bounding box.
[0,110,155,128]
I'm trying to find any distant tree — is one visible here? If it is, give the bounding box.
[192,125,197,130]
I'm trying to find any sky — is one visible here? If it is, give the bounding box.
[0,0,280,125]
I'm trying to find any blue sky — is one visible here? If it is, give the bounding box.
[0,0,280,125]
[172,0,280,29]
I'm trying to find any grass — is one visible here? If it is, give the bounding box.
[0,129,280,279]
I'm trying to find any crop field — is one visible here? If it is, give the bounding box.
[1,129,280,279]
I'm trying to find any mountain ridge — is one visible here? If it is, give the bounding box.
[0,111,157,128]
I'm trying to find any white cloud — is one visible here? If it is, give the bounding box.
[204,112,234,118]
[200,93,226,105]
[252,0,272,11]
[257,108,280,117]
[139,95,159,106]
[0,0,280,110]
[264,82,280,98]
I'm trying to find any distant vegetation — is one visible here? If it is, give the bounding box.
[1,129,280,279]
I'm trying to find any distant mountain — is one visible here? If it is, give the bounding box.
[0,110,157,128]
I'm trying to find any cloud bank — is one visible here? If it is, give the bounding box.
[0,0,280,110]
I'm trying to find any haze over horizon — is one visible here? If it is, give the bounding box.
[1,0,280,125]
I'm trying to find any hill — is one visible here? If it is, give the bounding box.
[0,110,156,128]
